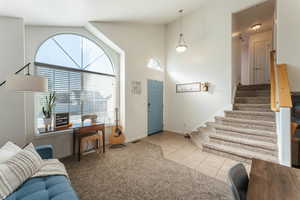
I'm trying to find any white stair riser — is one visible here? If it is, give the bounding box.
[225,113,275,122]
[210,137,277,156]
[215,130,277,144]
[215,119,276,131]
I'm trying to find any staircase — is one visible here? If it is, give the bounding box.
[202,84,278,163]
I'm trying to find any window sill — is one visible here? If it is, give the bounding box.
[35,129,73,139]
[34,123,114,139]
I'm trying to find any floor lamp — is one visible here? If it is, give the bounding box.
[0,63,48,92]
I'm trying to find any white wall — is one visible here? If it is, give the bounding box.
[277,0,300,92]
[24,25,120,158]
[164,0,266,134]
[232,15,242,94]
[0,17,25,147]
[89,22,165,142]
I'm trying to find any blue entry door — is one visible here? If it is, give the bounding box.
[147,80,164,135]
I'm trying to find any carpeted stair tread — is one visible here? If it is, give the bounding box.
[210,133,277,150]
[235,96,270,104]
[233,103,271,111]
[225,110,275,120]
[203,143,277,163]
[215,116,276,128]
[215,117,276,131]
[237,84,270,91]
[225,110,275,115]
[236,90,270,97]
[214,129,277,144]
[206,122,276,138]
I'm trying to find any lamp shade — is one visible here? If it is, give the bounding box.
[6,74,48,92]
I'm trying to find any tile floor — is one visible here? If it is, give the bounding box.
[143,131,251,183]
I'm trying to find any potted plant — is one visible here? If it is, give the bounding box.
[42,92,56,131]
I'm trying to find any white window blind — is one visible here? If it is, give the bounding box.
[36,66,115,128]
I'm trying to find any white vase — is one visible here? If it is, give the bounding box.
[43,118,52,131]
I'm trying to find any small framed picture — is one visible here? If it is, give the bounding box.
[131,81,142,95]
[55,113,70,128]
[176,82,201,93]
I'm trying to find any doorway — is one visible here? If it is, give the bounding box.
[147,80,163,135]
[232,0,276,85]
[252,39,272,84]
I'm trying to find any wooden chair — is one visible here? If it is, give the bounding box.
[79,115,102,156]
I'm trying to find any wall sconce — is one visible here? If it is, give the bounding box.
[201,82,209,92]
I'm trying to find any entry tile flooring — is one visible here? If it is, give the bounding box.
[143,131,251,183]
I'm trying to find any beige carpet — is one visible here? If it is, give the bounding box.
[62,141,232,200]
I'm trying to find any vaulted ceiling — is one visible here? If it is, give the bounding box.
[0,0,207,26]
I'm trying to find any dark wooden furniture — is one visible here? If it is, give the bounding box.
[247,159,300,200]
[73,123,105,161]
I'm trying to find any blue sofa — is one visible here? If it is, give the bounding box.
[5,145,79,200]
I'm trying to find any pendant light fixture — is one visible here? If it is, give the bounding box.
[250,23,262,32]
[176,9,188,53]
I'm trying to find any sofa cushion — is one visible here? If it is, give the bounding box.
[0,141,21,163]
[0,143,43,199]
[5,175,78,200]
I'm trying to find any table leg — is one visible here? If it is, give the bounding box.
[78,136,81,161]
[73,132,75,156]
[102,129,105,153]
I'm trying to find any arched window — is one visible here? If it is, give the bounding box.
[35,34,116,130]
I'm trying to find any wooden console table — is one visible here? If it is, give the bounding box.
[73,123,105,161]
[38,122,105,161]
[247,159,300,200]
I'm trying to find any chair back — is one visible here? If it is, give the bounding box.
[228,163,249,200]
[81,114,97,123]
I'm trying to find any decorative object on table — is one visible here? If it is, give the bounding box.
[0,63,48,92]
[200,82,209,92]
[42,92,56,131]
[55,112,70,128]
[176,82,201,93]
[109,108,126,148]
[131,81,142,95]
[176,9,188,53]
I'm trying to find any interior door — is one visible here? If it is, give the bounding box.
[253,40,271,84]
[147,80,163,135]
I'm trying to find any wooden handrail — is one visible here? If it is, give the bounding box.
[270,51,278,112]
[269,50,292,112]
[277,64,292,108]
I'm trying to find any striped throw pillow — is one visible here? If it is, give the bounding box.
[0,143,43,199]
